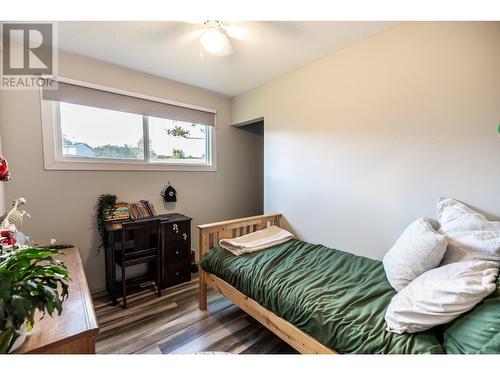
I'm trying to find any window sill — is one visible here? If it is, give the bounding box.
[44,159,217,172]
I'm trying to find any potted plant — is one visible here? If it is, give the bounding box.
[0,247,69,353]
[96,194,117,253]
[0,157,70,353]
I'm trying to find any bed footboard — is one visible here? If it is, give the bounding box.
[197,213,282,310]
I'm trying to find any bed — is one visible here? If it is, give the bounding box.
[198,213,500,354]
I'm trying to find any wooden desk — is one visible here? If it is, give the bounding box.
[14,247,99,354]
[104,213,192,302]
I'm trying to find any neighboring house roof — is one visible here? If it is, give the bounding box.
[63,139,95,157]
[63,139,95,151]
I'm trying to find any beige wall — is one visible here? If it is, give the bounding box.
[231,22,500,260]
[0,51,263,291]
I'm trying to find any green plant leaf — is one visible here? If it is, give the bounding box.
[96,194,117,253]
[0,278,11,301]
[10,295,30,327]
[0,327,13,353]
[0,247,70,352]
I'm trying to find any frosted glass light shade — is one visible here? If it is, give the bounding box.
[200,27,227,54]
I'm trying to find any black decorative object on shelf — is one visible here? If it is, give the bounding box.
[161,182,177,203]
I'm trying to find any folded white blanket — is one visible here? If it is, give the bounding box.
[219,225,294,256]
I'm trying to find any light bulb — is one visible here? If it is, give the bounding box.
[200,27,227,54]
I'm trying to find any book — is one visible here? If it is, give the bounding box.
[140,200,157,217]
[128,200,157,220]
[106,202,130,221]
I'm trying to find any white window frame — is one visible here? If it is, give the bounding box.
[40,78,217,172]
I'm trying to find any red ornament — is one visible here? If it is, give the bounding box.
[0,156,10,182]
[0,227,16,247]
[0,230,12,237]
[1,236,16,246]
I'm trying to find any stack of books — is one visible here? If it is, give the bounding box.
[128,200,157,220]
[106,202,130,221]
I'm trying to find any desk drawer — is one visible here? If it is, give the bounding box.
[165,262,190,287]
[163,221,190,243]
[164,241,189,261]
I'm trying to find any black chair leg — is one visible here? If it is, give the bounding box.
[156,258,162,297]
[122,265,127,309]
[111,263,117,306]
[111,276,118,306]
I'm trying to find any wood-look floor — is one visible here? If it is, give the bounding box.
[93,278,296,354]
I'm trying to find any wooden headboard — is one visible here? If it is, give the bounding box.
[197,213,282,260]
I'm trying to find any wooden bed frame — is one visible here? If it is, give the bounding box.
[198,213,336,354]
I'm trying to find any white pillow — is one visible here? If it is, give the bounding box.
[437,198,500,265]
[383,218,447,291]
[385,261,499,334]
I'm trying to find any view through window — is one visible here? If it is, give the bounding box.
[149,116,208,163]
[58,102,211,165]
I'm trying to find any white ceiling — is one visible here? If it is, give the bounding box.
[58,21,395,97]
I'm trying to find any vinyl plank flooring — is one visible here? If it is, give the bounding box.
[93,278,296,354]
[96,291,224,353]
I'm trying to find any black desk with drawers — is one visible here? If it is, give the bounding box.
[104,213,192,301]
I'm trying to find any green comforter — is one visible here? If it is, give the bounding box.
[200,239,445,354]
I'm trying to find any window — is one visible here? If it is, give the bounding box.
[40,80,216,171]
[148,116,210,164]
[60,103,145,160]
[58,102,211,165]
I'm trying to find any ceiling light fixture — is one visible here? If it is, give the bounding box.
[200,21,228,54]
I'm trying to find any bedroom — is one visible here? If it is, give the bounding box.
[1,1,500,373]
